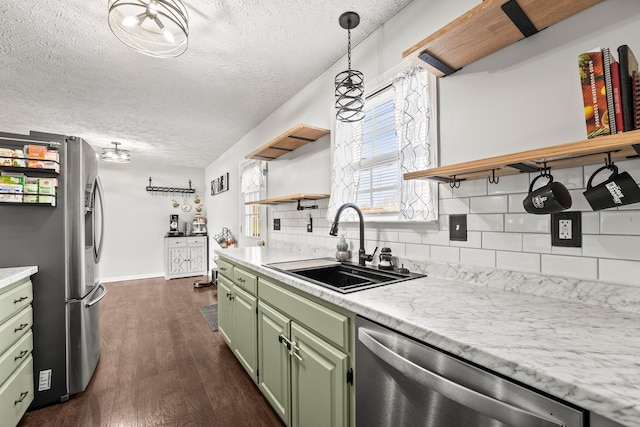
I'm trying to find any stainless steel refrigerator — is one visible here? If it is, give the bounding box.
[0,130,106,408]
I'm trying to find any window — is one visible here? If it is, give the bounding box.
[355,90,400,214]
[241,160,263,238]
[328,64,437,222]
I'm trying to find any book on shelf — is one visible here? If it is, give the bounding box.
[578,49,610,138]
[601,47,617,135]
[634,71,640,129]
[617,44,638,132]
[611,60,624,132]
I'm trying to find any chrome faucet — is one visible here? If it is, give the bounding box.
[329,203,377,266]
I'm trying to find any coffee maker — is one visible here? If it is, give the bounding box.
[167,214,183,237]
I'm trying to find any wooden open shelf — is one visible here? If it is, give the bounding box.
[402,0,602,77]
[245,124,330,161]
[404,130,640,183]
[245,193,329,205]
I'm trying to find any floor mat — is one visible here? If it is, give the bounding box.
[200,304,218,331]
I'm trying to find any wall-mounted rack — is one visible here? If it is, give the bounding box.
[145,177,195,194]
[245,193,330,206]
[402,0,602,77]
[404,130,640,184]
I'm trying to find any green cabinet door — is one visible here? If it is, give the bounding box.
[233,285,258,382]
[258,301,292,426]
[291,323,348,427]
[217,275,233,346]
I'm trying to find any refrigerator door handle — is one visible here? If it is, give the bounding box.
[93,176,105,262]
[85,283,107,308]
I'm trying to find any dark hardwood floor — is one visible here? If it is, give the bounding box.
[19,276,285,427]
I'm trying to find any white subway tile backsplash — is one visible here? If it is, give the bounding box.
[405,243,430,261]
[583,235,640,261]
[496,251,540,273]
[397,231,422,244]
[544,166,584,189]
[522,234,551,254]
[452,179,487,198]
[567,189,592,211]
[449,231,482,248]
[550,246,583,256]
[467,214,504,232]
[439,215,449,231]
[460,248,496,268]
[440,198,470,214]
[487,173,529,195]
[422,230,451,246]
[470,195,508,213]
[483,232,522,251]
[507,193,528,213]
[381,241,406,257]
[600,211,640,235]
[542,254,597,280]
[504,214,550,233]
[430,246,460,263]
[599,259,640,287]
[581,212,600,234]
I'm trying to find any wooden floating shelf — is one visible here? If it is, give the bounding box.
[402,0,602,77]
[404,130,640,183]
[245,193,329,205]
[245,124,330,161]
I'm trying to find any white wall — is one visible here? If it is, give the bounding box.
[100,160,205,282]
[206,0,640,283]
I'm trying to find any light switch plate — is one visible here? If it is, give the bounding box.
[551,211,581,247]
[449,214,468,241]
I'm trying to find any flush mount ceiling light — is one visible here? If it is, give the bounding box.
[108,0,189,58]
[101,142,131,163]
[335,11,364,123]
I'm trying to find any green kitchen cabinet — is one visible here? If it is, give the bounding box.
[217,275,232,346]
[257,301,291,424]
[232,285,258,382]
[217,272,258,383]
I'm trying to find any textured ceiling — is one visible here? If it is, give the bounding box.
[0,0,413,167]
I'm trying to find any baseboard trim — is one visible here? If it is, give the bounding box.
[102,272,165,284]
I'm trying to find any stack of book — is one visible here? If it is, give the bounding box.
[578,45,639,138]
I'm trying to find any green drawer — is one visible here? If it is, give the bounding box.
[259,278,349,351]
[234,266,257,295]
[0,331,32,386]
[0,355,33,427]
[216,258,234,279]
[0,280,32,325]
[0,307,32,354]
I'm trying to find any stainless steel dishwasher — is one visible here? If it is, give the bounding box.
[356,316,586,427]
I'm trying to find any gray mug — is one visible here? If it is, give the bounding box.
[523,173,572,214]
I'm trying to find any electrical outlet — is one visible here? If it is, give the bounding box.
[273,218,281,231]
[449,214,467,241]
[551,212,581,247]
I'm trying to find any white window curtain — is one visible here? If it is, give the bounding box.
[327,64,437,222]
[393,64,437,221]
[327,120,363,222]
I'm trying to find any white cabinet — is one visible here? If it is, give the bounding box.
[0,276,34,427]
[164,236,208,279]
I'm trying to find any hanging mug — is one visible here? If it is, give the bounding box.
[523,173,572,214]
[583,164,640,210]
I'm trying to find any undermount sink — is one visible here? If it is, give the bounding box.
[265,258,425,294]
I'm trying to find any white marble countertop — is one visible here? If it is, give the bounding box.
[0,266,38,291]
[216,246,640,427]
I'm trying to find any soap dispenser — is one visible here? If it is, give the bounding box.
[378,247,394,270]
[335,235,350,261]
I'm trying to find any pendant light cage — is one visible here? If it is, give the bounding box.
[101,142,131,163]
[108,0,189,58]
[335,11,364,123]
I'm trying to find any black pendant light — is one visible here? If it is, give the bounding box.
[335,12,364,122]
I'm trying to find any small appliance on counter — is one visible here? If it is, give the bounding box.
[378,247,395,270]
[167,214,184,237]
[191,215,207,235]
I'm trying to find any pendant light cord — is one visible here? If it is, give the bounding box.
[347,27,352,71]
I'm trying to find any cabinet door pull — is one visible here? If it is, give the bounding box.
[14,350,29,361]
[14,323,29,332]
[291,342,304,362]
[237,277,245,283]
[14,391,29,405]
[278,334,292,350]
[13,296,29,303]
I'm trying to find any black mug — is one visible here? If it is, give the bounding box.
[583,165,640,210]
[523,173,572,214]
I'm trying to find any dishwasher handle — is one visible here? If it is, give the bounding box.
[358,328,565,427]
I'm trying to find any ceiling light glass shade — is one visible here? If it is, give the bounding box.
[101,142,131,163]
[335,11,364,123]
[108,0,189,58]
